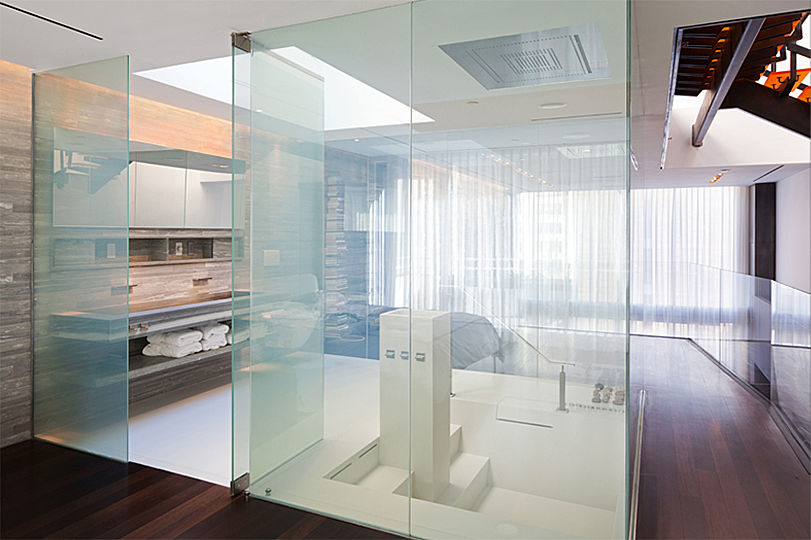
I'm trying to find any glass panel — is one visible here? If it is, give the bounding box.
[32,56,129,461]
[771,281,811,453]
[234,5,412,534]
[231,39,251,487]
[410,1,629,538]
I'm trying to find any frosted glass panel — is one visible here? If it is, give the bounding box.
[32,56,129,461]
[246,45,325,477]
[234,5,412,535]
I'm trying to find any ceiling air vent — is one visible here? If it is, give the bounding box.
[439,23,610,90]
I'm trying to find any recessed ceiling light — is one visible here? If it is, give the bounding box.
[353,138,360,142]
[709,172,726,184]
[562,133,590,140]
[539,102,567,110]
[467,100,480,105]
[256,108,263,112]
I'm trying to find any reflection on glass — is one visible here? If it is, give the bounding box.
[32,57,129,460]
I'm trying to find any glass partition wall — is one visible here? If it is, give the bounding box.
[233,1,629,537]
[32,57,130,461]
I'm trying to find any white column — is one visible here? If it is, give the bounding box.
[379,309,451,501]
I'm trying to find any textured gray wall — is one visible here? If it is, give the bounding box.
[0,60,33,447]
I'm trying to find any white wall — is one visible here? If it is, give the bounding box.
[776,168,811,294]
[666,107,810,169]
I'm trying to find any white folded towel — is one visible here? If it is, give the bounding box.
[201,333,227,351]
[158,341,203,358]
[147,329,203,347]
[196,323,229,340]
[226,331,233,345]
[141,343,163,356]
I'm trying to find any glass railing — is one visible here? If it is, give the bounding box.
[631,260,810,461]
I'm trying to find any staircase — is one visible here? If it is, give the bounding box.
[672,10,810,143]
[436,423,491,510]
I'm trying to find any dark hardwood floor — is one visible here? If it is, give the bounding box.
[0,439,399,539]
[631,336,810,540]
[3,337,808,539]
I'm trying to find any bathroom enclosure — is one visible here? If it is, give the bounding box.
[231,1,630,538]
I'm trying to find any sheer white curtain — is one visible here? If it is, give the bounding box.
[630,186,750,340]
[370,143,627,382]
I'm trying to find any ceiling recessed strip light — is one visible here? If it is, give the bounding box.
[0,2,102,40]
[539,102,567,110]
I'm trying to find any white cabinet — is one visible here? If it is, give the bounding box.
[184,169,232,229]
[132,162,185,227]
[129,163,232,229]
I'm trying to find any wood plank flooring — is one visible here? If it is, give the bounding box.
[631,336,810,539]
[3,336,808,539]
[0,440,400,539]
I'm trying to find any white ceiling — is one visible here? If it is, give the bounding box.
[0,0,409,72]
[2,0,808,188]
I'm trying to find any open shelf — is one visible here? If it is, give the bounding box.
[129,297,232,338]
[129,345,232,403]
[129,258,232,268]
[130,345,231,379]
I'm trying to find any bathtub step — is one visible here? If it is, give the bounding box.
[474,486,615,539]
[437,452,490,510]
[449,424,462,458]
[356,465,410,494]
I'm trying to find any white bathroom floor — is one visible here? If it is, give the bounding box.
[128,380,232,486]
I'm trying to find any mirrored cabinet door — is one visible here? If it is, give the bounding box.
[132,162,186,227]
[185,169,232,229]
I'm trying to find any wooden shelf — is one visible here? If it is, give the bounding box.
[129,345,231,379]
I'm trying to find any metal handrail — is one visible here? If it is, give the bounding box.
[628,389,647,540]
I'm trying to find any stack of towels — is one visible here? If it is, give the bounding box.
[142,322,231,358]
[199,323,229,351]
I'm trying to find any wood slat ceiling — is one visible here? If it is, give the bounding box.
[674,11,808,96]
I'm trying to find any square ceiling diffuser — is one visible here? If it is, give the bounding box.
[439,23,610,90]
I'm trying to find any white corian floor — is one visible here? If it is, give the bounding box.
[128,380,232,486]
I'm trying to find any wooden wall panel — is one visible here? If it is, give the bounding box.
[129,260,231,313]
[33,73,240,158]
[0,60,33,447]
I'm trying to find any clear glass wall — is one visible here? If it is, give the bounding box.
[32,57,130,460]
[409,2,628,537]
[234,1,629,537]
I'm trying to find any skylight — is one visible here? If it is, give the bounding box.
[135,48,433,132]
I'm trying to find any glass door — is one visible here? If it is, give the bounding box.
[32,56,130,461]
[231,5,413,535]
